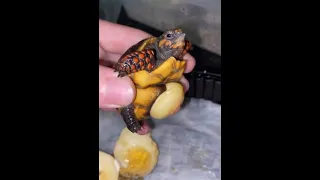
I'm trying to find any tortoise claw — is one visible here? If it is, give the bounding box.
[127,122,142,134]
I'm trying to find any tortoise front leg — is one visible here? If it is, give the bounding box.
[113,49,157,77]
[178,40,192,60]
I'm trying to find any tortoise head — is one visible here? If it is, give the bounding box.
[157,28,186,60]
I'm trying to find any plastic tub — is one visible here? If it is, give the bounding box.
[99,0,221,55]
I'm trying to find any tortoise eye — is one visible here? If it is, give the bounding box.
[166,32,174,39]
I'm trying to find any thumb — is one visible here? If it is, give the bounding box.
[99,66,136,109]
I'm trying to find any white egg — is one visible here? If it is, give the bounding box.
[99,151,120,180]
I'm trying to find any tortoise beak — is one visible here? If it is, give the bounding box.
[176,33,186,42]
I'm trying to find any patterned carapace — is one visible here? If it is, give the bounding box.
[114,29,192,78]
[115,49,156,77]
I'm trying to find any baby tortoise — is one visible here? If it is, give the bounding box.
[113,28,192,135]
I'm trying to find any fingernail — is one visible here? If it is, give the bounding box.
[103,104,122,108]
[99,77,135,108]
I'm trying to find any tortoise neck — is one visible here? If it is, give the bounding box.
[153,39,167,61]
[154,39,184,61]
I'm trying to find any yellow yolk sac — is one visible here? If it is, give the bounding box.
[114,128,159,178]
[150,82,185,119]
[99,151,120,180]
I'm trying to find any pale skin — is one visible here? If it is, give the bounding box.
[99,19,196,113]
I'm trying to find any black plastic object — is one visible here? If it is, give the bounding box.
[116,6,221,104]
[185,71,221,104]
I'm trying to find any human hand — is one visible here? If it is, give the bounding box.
[99,19,196,110]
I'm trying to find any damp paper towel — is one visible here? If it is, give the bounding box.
[99,98,221,180]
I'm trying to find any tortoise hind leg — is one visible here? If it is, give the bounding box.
[119,84,167,134]
[119,104,142,133]
[113,49,157,77]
